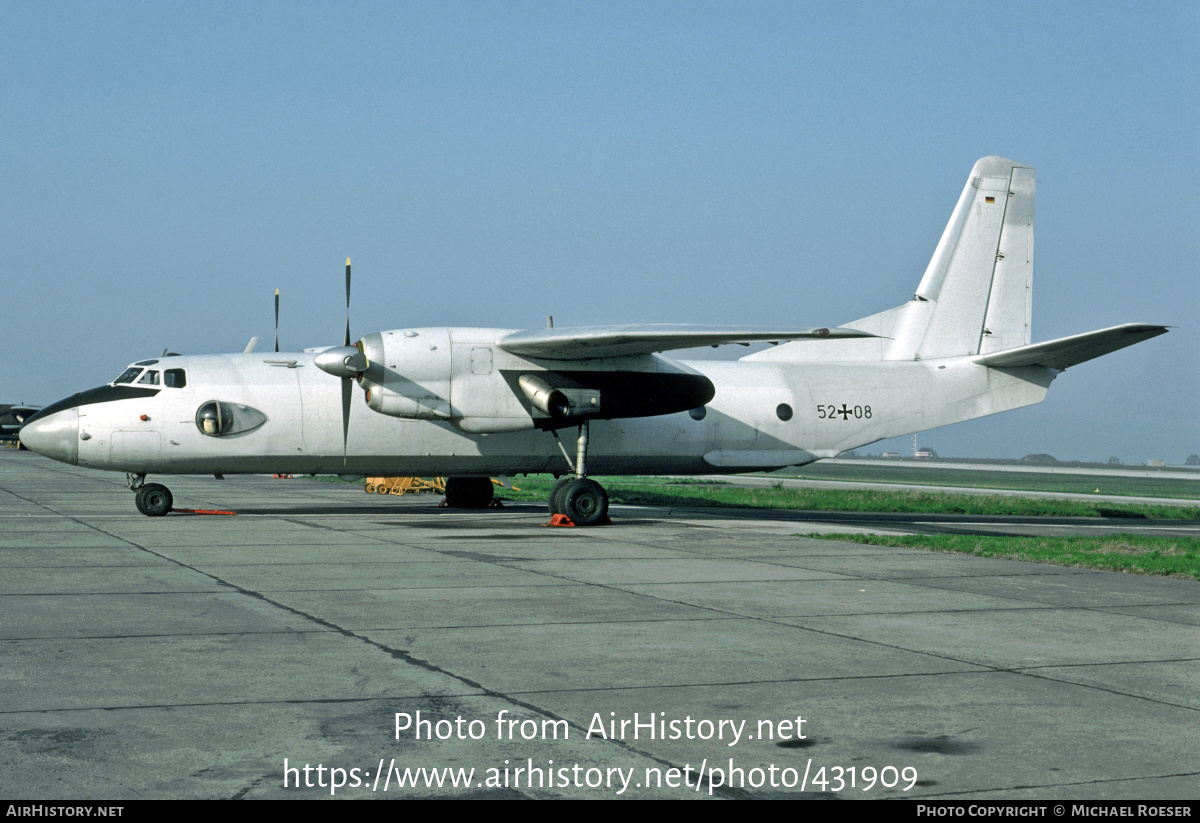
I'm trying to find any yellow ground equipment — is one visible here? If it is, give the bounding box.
[365,477,447,496]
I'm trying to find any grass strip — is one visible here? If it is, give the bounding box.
[501,476,1200,520]
[767,464,1200,500]
[802,533,1200,579]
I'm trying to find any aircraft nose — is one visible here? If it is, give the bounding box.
[20,408,80,465]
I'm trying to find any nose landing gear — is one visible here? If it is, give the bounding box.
[128,473,173,517]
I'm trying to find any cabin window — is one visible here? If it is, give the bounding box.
[164,369,187,388]
[776,403,793,421]
[689,406,707,421]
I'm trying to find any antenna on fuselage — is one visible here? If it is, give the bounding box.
[274,288,280,352]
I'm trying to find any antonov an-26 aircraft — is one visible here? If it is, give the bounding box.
[21,157,1166,524]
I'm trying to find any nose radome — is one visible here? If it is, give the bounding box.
[19,408,80,465]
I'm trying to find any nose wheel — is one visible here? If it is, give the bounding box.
[128,474,173,517]
[135,483,173,516]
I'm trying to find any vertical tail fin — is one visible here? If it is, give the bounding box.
[745,157,1036,364]
[888,157,1035,359]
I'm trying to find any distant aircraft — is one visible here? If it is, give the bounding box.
[1,404,41,446]
[20,157,1167,522]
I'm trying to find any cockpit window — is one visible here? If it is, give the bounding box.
[164,369,186,388]
[113,368,142,385]
[137,370,160,385]
[134,359,160,367]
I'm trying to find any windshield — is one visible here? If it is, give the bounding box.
[113,368,142,384]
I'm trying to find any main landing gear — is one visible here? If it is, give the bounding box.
[128,473,173,517]
[442,476,495,509]
[546,420,610,527]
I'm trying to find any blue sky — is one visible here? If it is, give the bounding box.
[3,1,1196,463]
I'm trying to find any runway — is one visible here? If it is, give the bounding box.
[2,451,1197,799]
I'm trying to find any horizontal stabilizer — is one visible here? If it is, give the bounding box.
[972,323,1167,371]
[497,324,876,360]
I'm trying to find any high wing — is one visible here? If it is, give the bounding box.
[496,324,877,360]
[971,323,1168,371]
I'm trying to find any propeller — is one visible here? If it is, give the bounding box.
[313,258,367,464]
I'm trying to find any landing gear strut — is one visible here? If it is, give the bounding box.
[128,473,173,517]
[547,420,609,527]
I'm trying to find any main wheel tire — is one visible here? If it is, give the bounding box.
[135,483,173,517]
[444,477,495,509]
[548,476,574,515]
[561,478,609,527]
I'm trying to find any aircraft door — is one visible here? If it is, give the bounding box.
[297,364,344,457]
[110,430,162,466]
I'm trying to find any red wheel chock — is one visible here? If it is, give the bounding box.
[543,514,612,527]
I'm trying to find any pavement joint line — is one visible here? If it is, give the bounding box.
[1010,656,1200,671]
[1,615,753,642]
[3,629,336,641]
[501,667,1076,696]
[914,769,1200,798]
[840,571,1200,623]
[0,694,490,716]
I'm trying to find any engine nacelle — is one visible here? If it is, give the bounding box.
[356,329,455,420]
[362,383,451,419]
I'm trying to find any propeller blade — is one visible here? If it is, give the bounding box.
[344,258,351,348]
[274,289,280,352]
[340,258,355,463]
[341,375,352,464]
